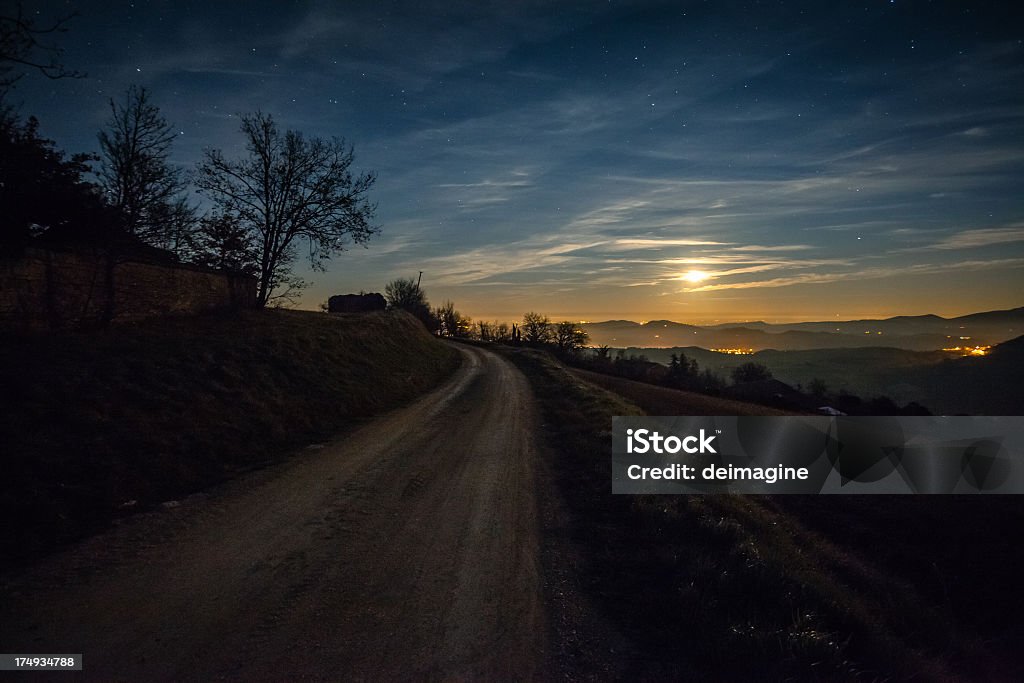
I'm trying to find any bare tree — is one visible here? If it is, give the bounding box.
[385,276,426,309]
[492,321,511,342]
[385,276,434,329]
[435,300,471,338]
[196,111,378,308]
[554,321,589,354]
[522,311,553,344]
[476,320,514,342]
[1,3,83,94]
[98,86,191,250]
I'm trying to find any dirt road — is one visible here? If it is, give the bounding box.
[1,344,544,681]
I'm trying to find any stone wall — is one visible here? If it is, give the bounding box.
[0,247,256,330]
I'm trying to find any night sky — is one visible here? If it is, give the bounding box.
[10,1,1024,322]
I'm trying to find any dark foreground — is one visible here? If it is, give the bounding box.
[1,345,543,681]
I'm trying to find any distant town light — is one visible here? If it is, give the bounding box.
[942,345,991,356]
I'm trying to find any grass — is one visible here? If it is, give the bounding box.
[498,345,1013,681]
[0,308,461,569]
[570,366,795,416]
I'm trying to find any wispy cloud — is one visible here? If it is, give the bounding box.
[688,258,1024,292]
[608,238,729,249]
[926,225,1024,250]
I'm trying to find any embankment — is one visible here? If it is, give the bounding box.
[496,345,1007,681]
[0,309,461,567]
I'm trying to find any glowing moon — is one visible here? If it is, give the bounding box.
[682,270,711,283]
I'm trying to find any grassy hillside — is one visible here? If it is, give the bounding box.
[570,367,794,416]
[0,309,461,568]
[907,335,1024,414]
[623,341,1024,414]
[624,345,947,399]
[500,345,1012,680]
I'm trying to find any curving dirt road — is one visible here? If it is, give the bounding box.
[1,344,545,681]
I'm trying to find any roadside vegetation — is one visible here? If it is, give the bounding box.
[0,309,460,569]
[497,345,1015,681]
[567,367,793,417]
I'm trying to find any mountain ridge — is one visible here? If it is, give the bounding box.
[580,306,1024,351]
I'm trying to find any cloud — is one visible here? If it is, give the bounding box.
[608,238,729,249]
[687,258,1024,292]
[727,244,815,252]
[437,179,533,189]
[406,235,608,286]
[926,225,1024,250]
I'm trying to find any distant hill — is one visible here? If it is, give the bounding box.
[616,346,948,403]
[744,307,1024,338]
[906,334,1024,415]
[989,333,1024,356]
[581,306,1024,351]
[610,337,1024,415]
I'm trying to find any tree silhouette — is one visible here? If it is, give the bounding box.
[190,211,257,274]
[666,351,698,388]
[196,111,378,307]
[522,311,553,344]
[808,377,828,400]
[384,277,434,329]
[98,86,192,252]
[0,3,84,94]
[699,368,726,395]
[554,321,588,354]
[0,113,111,252]
[435,300,472,338]
[730,361,773,384]
[493,322,511,341]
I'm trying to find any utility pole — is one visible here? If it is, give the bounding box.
[417,271,423,288]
